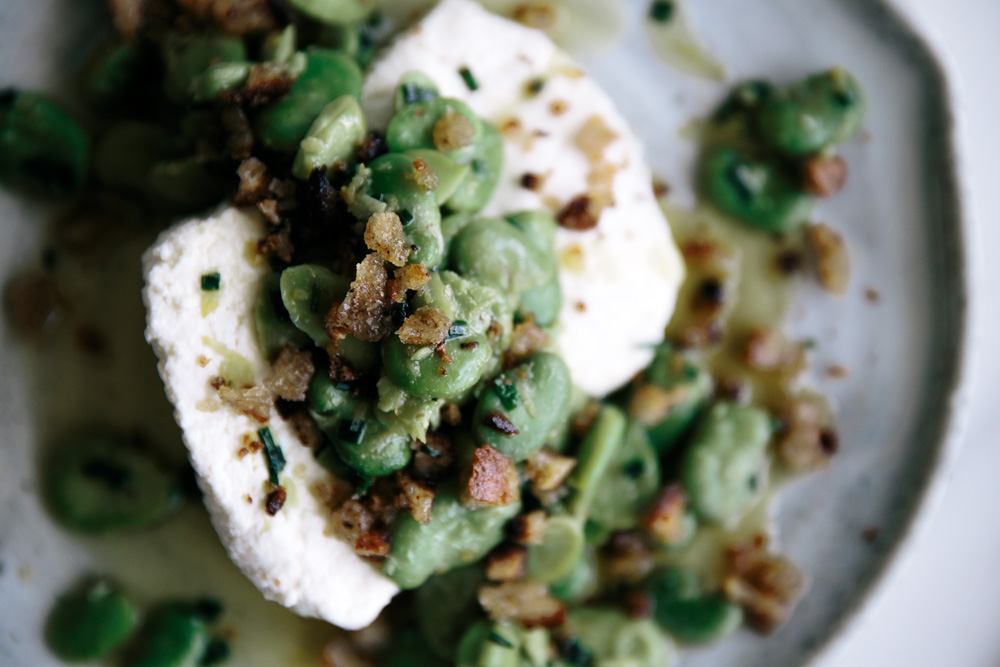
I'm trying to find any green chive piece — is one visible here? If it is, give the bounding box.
[623,459,645,478]
[492,376,520,411]
[446,319,469,340]
[201,273,221,291]
[459,67,478,91]
[488,631,514,648]
[258,427,285,486]
[649,0,675,22]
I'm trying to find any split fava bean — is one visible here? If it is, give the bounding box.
[292,95,367,180]
[128,606,209,667]
[587,419,661,532]
[382,330,493,400]
[0,90,89,197]
[526,513,585,584]
[46,578,139,662]
[367,153,445,268]
[404,148,471,206]
[681,402,773,525]
[383,485,520,589]
[393,71,440,112]
[161,34,246,103]
[507,211,561,325]
[279,264,350,347]
[44,432,182,534]
[647,567,743,644]
[472,352,571,462]
[313,406,412,477]
[254,273,311,359]
[255,48,363,153]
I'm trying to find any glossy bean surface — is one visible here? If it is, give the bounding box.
[46,578,139,662]
[128,606,208,667]
[367,153,445,268]
[588,419,661,532]
[279,264,350,347]
[292,95,367,180]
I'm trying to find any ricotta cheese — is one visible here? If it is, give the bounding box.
[143,207,399,630]
[363,0,685,396]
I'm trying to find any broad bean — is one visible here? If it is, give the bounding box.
[567,405,627,518]
[279,264,350,347]
[313,407,411,477]
[0,90,89,196]
[292,95,367,180]
[681,402,772,525]
[698,146,814,232]
[526,513,584,584]
[386,97,502,212]
[367,153,445,268]
[81,38,145,107]
[416,565,485,659]
[564,607,676,667]
[647,567,742,644]
[45,578,139,662]
[255,274,310,359]
[192,61,252,102]
[506,210,557,254]
[161,34,246,103]
[255,48,362,153]
[384,485,520,589]
[472,353,572,462]
[455,621,521,667]
[517,278,561,327]
[587,420,661,532]
[44,432,182,534]
[756,68,865,156]
[450,218,555,308]
[640,343,714,451]
[393,71,440,112]
[307,373,361,419]
[404,148,471,206]
[550,549,597,603]
[286,0,376,26]
[128,606,209,667]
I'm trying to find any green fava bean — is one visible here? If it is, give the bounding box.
[567,405,627,518]
[315,409,412,477]
[384,485,521,589]
[254,273,310,360]
[393,71,440,111]
[507,210,557,254]
[450,218,555,307]
[654,596,743,644]
[526,513,585,584]
[565,608,677,667]
[367,153,444,268]
[292,95,367,180]
[382,330,492,400]
[756,68,866,156]
[416,565,486,659]
[404,148,471,206]
[641,343,714,452]
[681,402,772,525]
[0,90,89,197]
[45,432,182,534]
[255,48,362,153]
[279,264,350,347]
[446,122,503,213]
[518,278,561,328]
[81,39,145,108]
[261,25,298,64]
[193,61,252,102]
[129,607,208,667]
[161,34,246,103]
[455,621,521,667]
[145,157,228,212]
[46,578,139,662]
[307,373,361,420]
[588,420,661,532]
[550,549,597,603]
[286,0,376,26]
[472,353,571,462]
[698,146,815,232]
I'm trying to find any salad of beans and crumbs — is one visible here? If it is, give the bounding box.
[2,0,863,665]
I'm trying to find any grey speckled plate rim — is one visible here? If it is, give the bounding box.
[806,0,975,662]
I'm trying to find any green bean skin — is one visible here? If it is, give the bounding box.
[45,578,139,662]
[392,71,440,112]
[756,68,866,156]
[642,344,714,452]
[307,373,361,419]
[517,278,562,327]
[681,402,772,525]
[386,97,502,213]
[416,566,486,659]
[367,153,445,268]
[286,0,376,26]
[565,607,676,667]
[506,210,558,255]
[279,264,350,347]
[255,48,363,154]
[44,433,182,534]
[161,34,246,103]
[698,146,815,232]
[382,331,492,400]
[587,419,661,532]
[314,408,412,477]
[472,353,572,462]
[450,218,555,308]
[128,607,209,667]
[384,485,520,589]
[0,90,90,197]
[255,274,311,360]
[292,95,367,180]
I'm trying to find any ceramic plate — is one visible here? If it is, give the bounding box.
[0,0,968,665]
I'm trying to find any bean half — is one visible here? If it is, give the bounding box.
[46,578,139,662]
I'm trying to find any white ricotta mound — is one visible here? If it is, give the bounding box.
[363,0,685,397]
[143,207,399,629]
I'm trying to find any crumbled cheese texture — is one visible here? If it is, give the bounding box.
[143,207,399,629]
[363,0,685,395]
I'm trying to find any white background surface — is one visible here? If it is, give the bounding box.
[821,1,1000,665]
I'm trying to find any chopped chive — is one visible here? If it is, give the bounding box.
[683,363,699,380]
[488,631,514,648]
[558,638,592,666]
[525,78,545,96]
[623,459,645,478]
[338,419,367,446]
[649,0,675,22]
[201,272,221,291]
[401,83,436,105]
[398,208,415,225]
[459,66,479,91]
[446,319,469,340]
[492,376,520,410]
[258,427,285,485]
[422,444,443,458]
[309,282,321,313]
[471,159,486,174]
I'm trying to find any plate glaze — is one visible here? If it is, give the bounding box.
[0,1,968,665]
